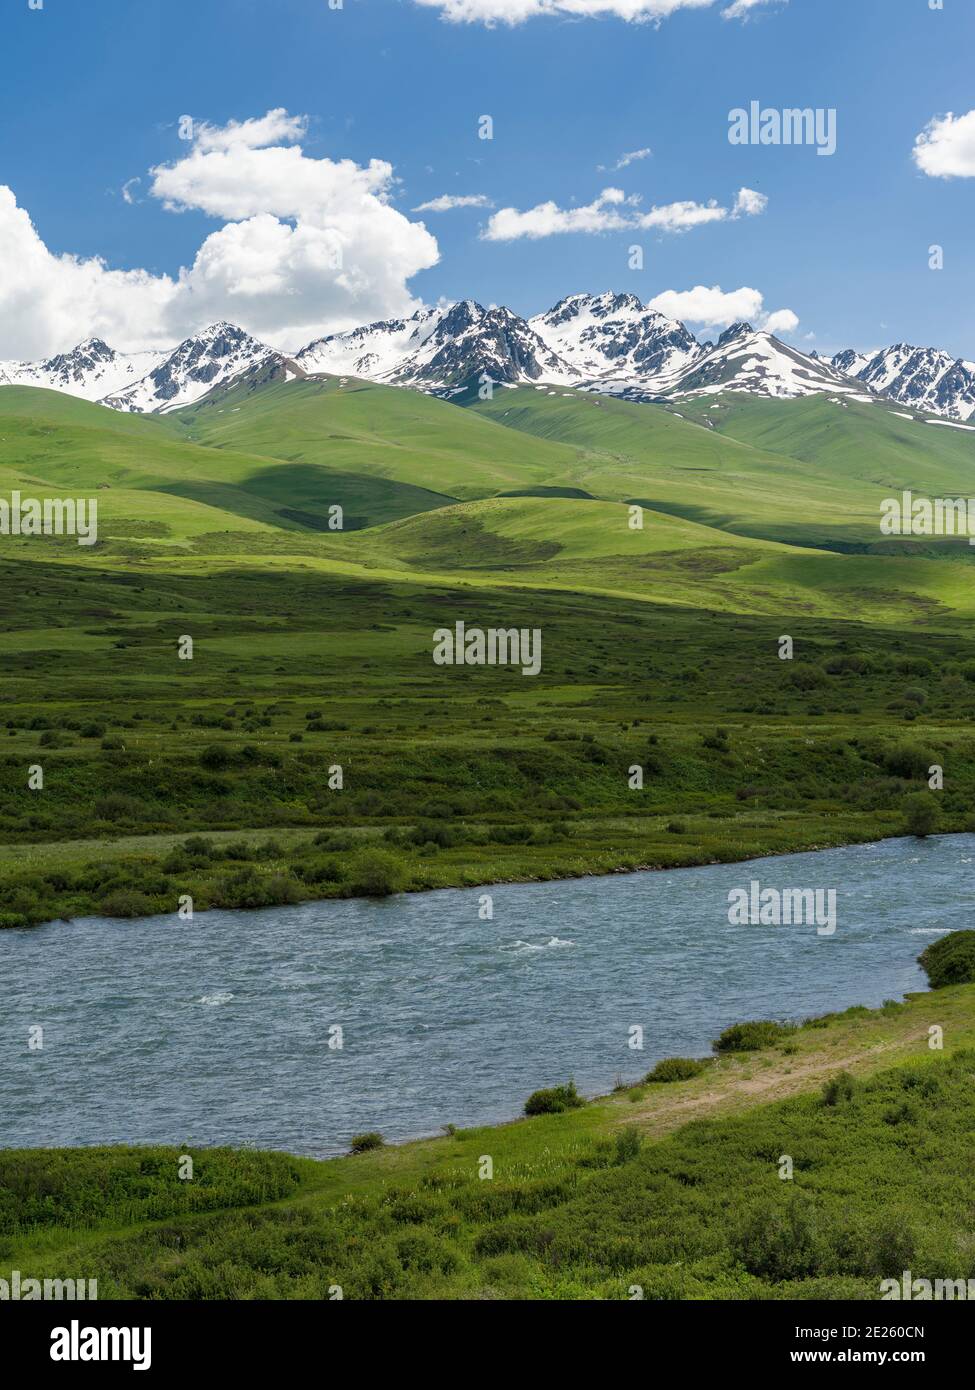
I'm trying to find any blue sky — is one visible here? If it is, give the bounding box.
[1,0,973,359]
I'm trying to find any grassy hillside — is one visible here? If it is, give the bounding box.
[0,386,455,534]
[3,379,975,925]
[465,386,975,551]
[4,380,975,1302]
[166,375,583,500]
[4,982,974,1299]
[349,495,975,623]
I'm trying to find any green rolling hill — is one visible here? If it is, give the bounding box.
[3,378,975,628]
[463,385,975,551]
[164,374,582,500]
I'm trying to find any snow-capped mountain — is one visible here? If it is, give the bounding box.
[830,348,871,379]
[102,323,302,414]
[0,337,165,401]
[296,306,446,380]
[830,344,975,421]
[529,291,699,388]
[388,300,572,393]
[297,300,572,395]
[652,322,874,404]
[3,295,974,422]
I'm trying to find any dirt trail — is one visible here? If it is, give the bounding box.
[617,1024,937,1139]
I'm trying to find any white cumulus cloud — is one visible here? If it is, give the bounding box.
[0,109,440,358]
[732,186,768,216]
[912,110,975,179]
[190,108,308,153]
[638,198,726,231]
[413,0,780,25]
[721,0,782,19]
[598,147,652,172]
[412,193,494,211]
[482,188,634,240]
[764,307,800,336]
[483,186,765,240]
[646,283,797,333]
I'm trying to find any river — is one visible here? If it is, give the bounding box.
[0,834,966,1156]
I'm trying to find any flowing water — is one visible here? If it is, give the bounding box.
[1,834,968,1156]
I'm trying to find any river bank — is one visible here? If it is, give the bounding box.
[0,803,955,930]
[3,976,974,1300]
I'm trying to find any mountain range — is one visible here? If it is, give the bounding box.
[2,292,974,423]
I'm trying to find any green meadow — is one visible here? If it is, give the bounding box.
[4,982,975,1299]
[2,377,975,923]
[3,375,975,1300]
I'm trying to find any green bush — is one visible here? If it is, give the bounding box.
[98,889,159,918]
[645,1056,712,1084]
[821,1070,857,1106]
[918,930,975,988]
[344,848,407,898]
[349,1132,384,1155]
[882,743,936,780]
[212,868,300,910]
[713,1020,794,1053]
[903,791,940,838]
[614,1127,642,1164]
[199,745,231,770]
[93,793,146,822]
[524,1081,584,1116]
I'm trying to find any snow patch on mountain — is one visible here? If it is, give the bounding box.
[830,344,975,421]
[2,295,975,423]
[588,322,875,404]
[102,323,298,414]
[0,338,166,401]
[295,307,446,380]
[528,291,699,385]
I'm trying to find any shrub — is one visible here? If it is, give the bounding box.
[883,743,936,779]
[199,745,231,770]
[523,1081,584,1116]
[713,1020,794,1053]
[614,1127,642,1165]
[733,1196,832,1281]
[349,1132,384,1154]
[645,1056,712,1084]
[787,666,827,691]
[903,791,940,838]
[93,793,146,822]
[344,848,407,898]
[918,930,975,988]
[821,1070,857,1106]
[98,889,158,918]
[212,868,300,910]
[182,836,215,860]
[313,831,356,851]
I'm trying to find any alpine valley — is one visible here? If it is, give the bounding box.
[2,282,975,933]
